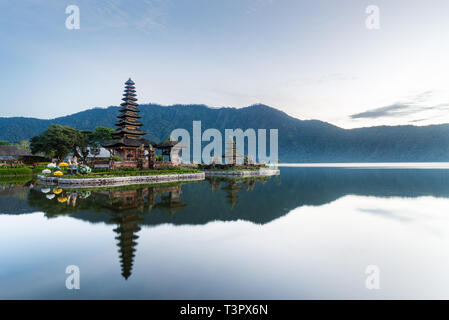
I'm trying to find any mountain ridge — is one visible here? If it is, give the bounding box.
[2,103,449,162]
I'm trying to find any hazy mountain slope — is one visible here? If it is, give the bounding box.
[1,103,449,162]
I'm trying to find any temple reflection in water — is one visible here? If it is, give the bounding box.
[12,167,449,281]
[208,176,269,209]
[96,185,187,279]
[20,177,271,280]
[99,179,268,278]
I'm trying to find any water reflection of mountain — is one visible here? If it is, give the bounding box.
[4,167,449,280]
[3,168,449,226]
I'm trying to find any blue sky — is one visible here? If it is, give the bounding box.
[1,0,449,128]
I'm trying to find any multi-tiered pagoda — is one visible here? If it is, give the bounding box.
[114,79,146,139]
[103,78,184,168]
[103,78,156,168]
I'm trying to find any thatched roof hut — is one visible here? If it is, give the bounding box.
[0,146,32,160]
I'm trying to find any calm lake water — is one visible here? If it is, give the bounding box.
[2,165,449,299]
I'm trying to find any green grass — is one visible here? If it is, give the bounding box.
[0,176,33,185]
[0,167,33,177]
[31,165,48,174]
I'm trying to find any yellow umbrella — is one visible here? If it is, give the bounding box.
[57,197,68,203]
[53,188,63,195]
[58,162,69,167]
[53,171,63,176]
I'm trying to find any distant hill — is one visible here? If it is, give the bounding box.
[1,103,449,162]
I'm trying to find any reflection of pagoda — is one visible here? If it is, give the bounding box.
[221,180,242,209]
[111,212,143,280]
[242,179,256,191]
[154,185,186,215]
[110,188,146,212]
[104,188,148,280]
[96,185,187,279]
[208,178,222,191]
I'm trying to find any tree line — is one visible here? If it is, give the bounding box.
[30,124,114,161]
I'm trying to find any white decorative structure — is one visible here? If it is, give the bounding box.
[41,188,51,194]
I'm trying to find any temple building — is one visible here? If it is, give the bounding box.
[223,137,242,165]
[157,138,183,164]
[102,78,183,169]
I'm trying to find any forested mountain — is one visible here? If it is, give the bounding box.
[1,103,449,162]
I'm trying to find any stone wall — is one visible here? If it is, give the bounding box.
[37,172,205,188]
[204,169,280,177]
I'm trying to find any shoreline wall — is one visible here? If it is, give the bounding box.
[204,169,280,177]
[37,172,205,188]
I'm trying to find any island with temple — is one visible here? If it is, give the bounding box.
[36,78,279,187]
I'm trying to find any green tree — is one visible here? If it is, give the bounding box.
[77,130,93,162]
[68,127,114,163]
[17,140,31,151]
[86,127,114,163]
[30,124,84,161]
[0,141,11,146]
[92,127,114,143]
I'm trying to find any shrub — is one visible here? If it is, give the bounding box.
[112,155,122,162]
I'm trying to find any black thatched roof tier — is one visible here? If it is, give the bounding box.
[157,139,181,148]
[123,92,136,97]
[119,106,139,112]
[125,78,135,85]
[112,128,146,137]
[0,145,32,156]
[115,120,143,127]
[122,97,138,102]
[117,113,141,119]
[120,101,138,107]
[102,138,156,148]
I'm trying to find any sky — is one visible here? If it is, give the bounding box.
[1,0,449,128]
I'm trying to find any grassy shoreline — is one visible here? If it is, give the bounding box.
[0,167,33,177]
